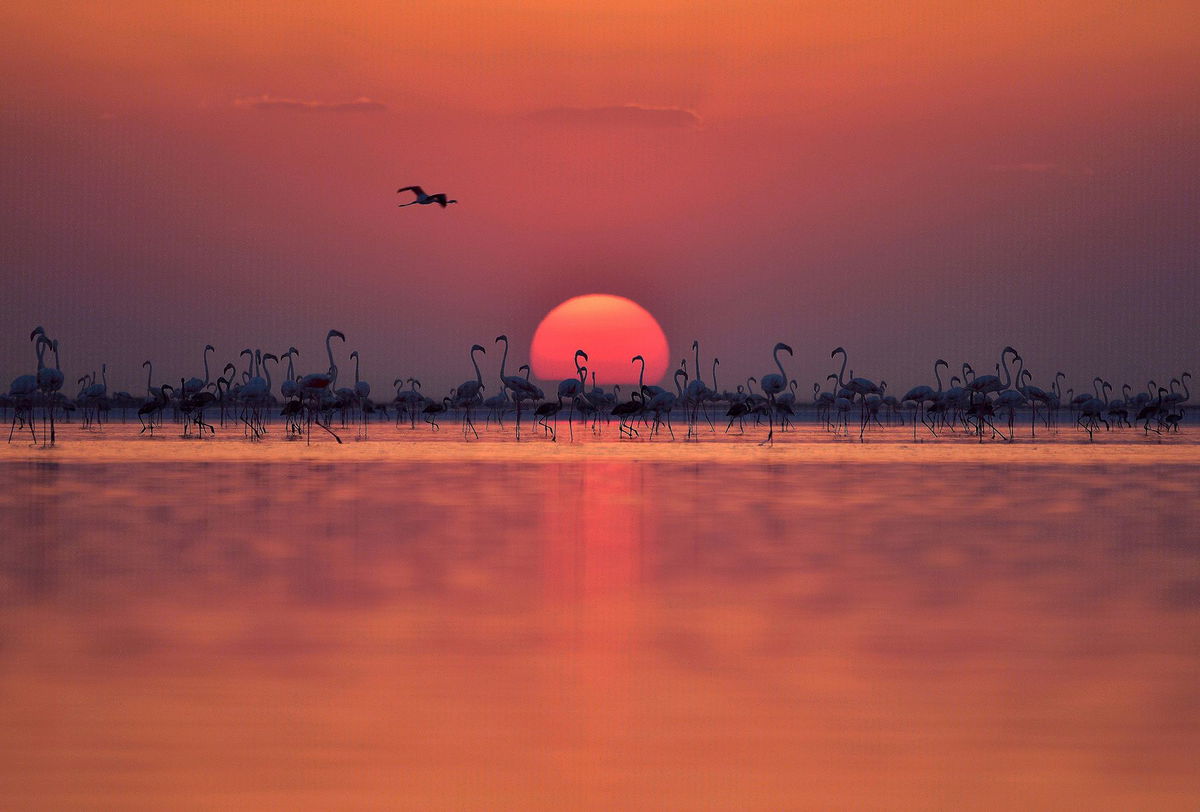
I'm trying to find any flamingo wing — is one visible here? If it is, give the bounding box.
[396,185,426,197]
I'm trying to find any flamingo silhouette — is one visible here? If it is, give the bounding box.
[397,185,457,208]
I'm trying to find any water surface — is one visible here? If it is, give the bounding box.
[1,425,1198,808]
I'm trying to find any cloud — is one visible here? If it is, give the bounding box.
[234,95,386,113]
[526,104,701,129]
[989,162,1094,177]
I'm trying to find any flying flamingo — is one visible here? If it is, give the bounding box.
[397,186,457,208]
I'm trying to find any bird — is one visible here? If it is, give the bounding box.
[759,342,793,445]
[183,345,215,395]
[555,350,588,441]
[453,344,487,438]
[297,329,345,444]
[280,348,300,400]
[397,186,456,208]
[534,395,563,440]
[299,330,344,393]
[495,334,540,440]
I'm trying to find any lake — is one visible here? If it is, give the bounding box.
[1,422,1198,808]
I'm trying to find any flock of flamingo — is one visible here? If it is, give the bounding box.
[4,326,1190,446]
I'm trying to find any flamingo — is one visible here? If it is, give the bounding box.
[79,363,108,429]
[423,396,451,430]
[1165,372,1190,414]
[758,342,793,445]
[1076,377,1108,440]
[644,368,685,440]
[298,329,345,444]
[613,356,650,438]
[496,334,540,440]
[35,335,65,443]
[183,345,215,395]
[902,359,946,440]
[1136,386,1167,434]
[453,344,487,438]
[831,347,881,440]
[299,330,344,392]
[683,341,714,437]
[138,384,171,435]
[534,394,564,440]
[9,326,44,442]
[555,349,588,441]
[397,185,457,208]
[280,348,300,400]
[583,370,613,432]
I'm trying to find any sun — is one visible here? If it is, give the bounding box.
[530,294,669,386]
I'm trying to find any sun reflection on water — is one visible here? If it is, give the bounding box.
[0,428,1198,807]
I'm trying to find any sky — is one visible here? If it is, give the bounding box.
[2,1,1197,396]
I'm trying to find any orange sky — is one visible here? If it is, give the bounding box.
[1,1,1197,392]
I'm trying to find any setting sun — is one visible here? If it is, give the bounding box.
[530,294,669,385]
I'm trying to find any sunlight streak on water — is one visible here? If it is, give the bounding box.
[1,426,1198,807]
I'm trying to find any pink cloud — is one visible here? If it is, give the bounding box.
[234,95,386,113]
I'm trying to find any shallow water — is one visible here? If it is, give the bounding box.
[1,422,1198,808]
